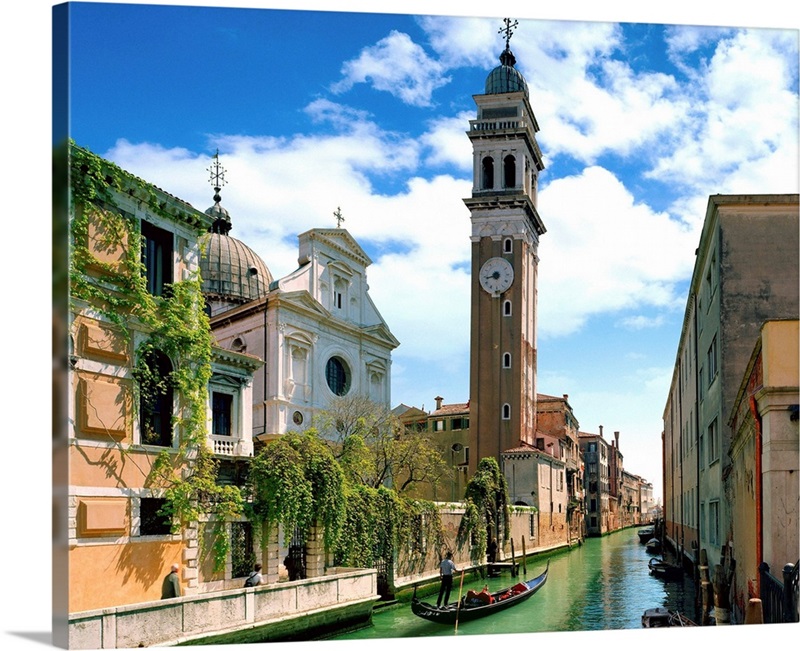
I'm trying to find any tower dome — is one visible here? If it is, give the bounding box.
[485,47,528,96]
[199,152,272,312]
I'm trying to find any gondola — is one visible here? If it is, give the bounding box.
[645,538,662,554]
[648,557,683,579]
[411,561,549,625]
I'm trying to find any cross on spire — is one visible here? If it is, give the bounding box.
[334,206,345,228]
[499,18,519,50]
[207,149,227,201]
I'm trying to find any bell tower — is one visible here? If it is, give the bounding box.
[466,19,546,475]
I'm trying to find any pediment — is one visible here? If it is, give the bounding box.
[272,289,332,319]
[362,323,400,349]
[297,228,372,268]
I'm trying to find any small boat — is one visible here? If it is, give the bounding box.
[648,557,682,579]
[411,561,549,625]
[645,538,661,554]
[637,526,655,543]
[642,607,696,628]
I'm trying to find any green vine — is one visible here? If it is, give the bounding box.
[457,457,511,566]
[246,430,347,553]
[69,141,240,571]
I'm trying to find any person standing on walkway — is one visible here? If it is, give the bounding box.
[161,563,181,599]
[437,551,457,607]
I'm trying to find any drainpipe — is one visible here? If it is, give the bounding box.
[748,395,763,596]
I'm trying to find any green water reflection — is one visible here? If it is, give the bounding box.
[331,528,699,639]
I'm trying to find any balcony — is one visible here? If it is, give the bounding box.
[209,435,253,458]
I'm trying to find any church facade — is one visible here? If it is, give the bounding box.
[205,220,399,441]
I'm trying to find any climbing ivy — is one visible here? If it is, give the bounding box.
[332,484,443,578]
[246,427,446,577]
[457,457,511,566]
[69,142,240,571]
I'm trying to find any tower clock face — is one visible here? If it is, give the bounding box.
[479,257,514,295]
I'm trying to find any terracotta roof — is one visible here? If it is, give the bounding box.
[430,403,469,417]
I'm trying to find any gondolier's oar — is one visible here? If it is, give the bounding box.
[453,570,466,634]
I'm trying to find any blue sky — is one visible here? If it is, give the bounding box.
[59,2,799,503]
[3,2,797,650]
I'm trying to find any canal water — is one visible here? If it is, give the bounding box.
[329,527,700,640]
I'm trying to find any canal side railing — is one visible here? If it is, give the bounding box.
[67,567,378,649]
[758,561,799,624]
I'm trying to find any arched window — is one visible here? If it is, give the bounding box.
[503,300,512,316]
[138,348,174,447]
[333,277,347,311]
[503,237,513,254]
[482,156,494,190]
[503,352,511,368]
[503,154,516,188]
[502,403,511,420]
[325,356,351,396]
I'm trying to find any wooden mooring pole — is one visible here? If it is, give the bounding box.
[521,537,527,575]
[510,538,517,577]
[698,549,711,626]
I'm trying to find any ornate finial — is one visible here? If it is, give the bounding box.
[207,149,227,203]
[499,18,518,50]
[334,206,345,228]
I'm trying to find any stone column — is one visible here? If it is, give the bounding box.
[183,519,200,593]
[262,522,280,584]
[305,521,326,578]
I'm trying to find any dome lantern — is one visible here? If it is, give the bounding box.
[199,150,272,310]
[484,18,529,97]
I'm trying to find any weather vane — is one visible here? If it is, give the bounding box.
[499,18,518,49]
[207,149,227,200]
[334,206,345,228]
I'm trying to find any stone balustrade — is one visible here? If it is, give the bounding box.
[68,567,378,649]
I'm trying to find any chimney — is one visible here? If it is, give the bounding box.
[563,394,569,401]
[615,431,620,448]
[599,425,603,437]
[435,396,443,410]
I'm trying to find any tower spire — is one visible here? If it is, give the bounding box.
[499,17,518,50]
[206,149,232,234]
[498,18,519,67]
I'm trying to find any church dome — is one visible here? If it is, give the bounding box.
[485,48,528,96]
[199,201,272,305]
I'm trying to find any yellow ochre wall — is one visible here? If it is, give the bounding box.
[69,539,183,612]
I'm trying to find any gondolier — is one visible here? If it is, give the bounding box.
[437,551,457,607]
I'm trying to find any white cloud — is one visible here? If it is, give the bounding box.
[417,15,498,68]
[646,29,799,195]
[537,166,698,338]
[617,315,666,330]
[331,30,451,107]
[419,112,474,170]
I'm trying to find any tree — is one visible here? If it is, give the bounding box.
[313,394,449,494]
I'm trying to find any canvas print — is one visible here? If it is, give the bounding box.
[51,1,798,649]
